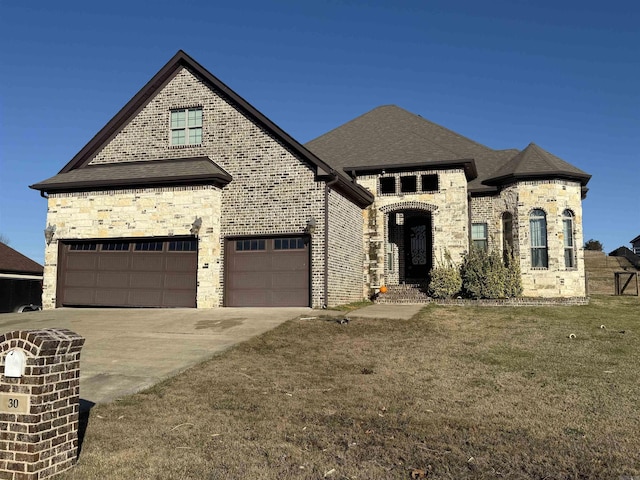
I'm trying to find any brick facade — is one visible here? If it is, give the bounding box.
[41,66,361,308]
[327,188,365,305]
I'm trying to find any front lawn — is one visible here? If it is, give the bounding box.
[62,295,639,479]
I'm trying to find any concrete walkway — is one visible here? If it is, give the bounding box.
[0,307,317,405]
[0,304,421,406]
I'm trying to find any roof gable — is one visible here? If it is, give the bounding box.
[0,242,43,275]
[31,50,372,207]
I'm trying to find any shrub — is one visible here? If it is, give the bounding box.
[503,247,523,298]
[460,246,522,299]
[428,251,462,298]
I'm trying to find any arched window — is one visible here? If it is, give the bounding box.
[502,212,514,262]
[530,209,548,268]
[563,210,575,268]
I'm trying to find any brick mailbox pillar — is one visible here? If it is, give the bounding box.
[0,328,85,480]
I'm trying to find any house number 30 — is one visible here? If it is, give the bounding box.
[8,398,19,409]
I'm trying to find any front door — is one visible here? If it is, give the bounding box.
[404,216,432,281]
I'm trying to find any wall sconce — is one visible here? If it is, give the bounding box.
[305,217,317,235]
[44,224,56,245]
[190,217,202,236]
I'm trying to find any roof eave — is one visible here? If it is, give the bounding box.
[344,158,478,181]
[30,173,232,194]
[483,171,592,187]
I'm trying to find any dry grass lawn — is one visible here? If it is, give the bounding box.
[61,295,639,479]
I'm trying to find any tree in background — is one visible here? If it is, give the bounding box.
[0,234,10,245]
[584,239,603,251]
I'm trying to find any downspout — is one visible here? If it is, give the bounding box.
[324,173,340,308]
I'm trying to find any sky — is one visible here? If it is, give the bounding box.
[1,0,638,264]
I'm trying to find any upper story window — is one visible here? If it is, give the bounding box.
[563,210,575,268]
[380,177,396,194]
[471,223,488,251]
[170,107,202,146]
[400,175,417,193]
[530,209,548,268]
[421,174,439,192]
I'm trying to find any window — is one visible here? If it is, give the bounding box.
[400,175,417,193]
[274,237,305,250]
[530,209,548,268]
[69,242,97,251]
[135,241,164,251]
[101,241,130,251]
[380,177,396,194]
[170,108,202,145]
[502,212,514,262]
[563,210,575,268]
[421,174,439,192]
[169,239,197,252]
[235,239,265,251]
[471,223,488,251]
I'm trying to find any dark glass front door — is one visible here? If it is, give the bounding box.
[404,216,432,280]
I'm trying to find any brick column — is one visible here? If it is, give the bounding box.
[0,329,85,480]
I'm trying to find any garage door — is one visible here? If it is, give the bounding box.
[57,237,197,307]
[225,236,309,307]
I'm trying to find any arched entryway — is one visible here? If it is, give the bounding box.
[381,202,437,286]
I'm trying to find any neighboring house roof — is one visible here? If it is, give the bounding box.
[0,242,44,276]
[306,105,590,195]
[631,234,640,244]
[30,157,232,192]
[483,142,591,186]
[29,50,373,208]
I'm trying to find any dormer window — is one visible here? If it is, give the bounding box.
[170,107,202,146]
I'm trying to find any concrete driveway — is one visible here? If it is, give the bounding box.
[0,307,318,405]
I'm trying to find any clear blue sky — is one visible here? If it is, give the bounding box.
[1,0,638,264]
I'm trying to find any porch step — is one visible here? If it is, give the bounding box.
[376,284,432,304]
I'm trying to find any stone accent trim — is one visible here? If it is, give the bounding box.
[0,329,85,479]
[379,201,438,213]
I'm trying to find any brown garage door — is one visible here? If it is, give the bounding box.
[225,236,310,307]
[57,238,197,307]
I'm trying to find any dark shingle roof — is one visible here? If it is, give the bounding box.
[0,242,43,275]
[30,157,232,192]
[483,143,591,186]
[305,105,590,194]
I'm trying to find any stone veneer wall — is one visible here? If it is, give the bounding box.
[42,186,222,309]
[72,66,332,307]
[326,188,365,306]
[470,180,586,297]
[357,169,469,289]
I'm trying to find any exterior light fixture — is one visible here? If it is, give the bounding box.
[305,217,317,235]
[44,224,56,245]
[190,217,203,236]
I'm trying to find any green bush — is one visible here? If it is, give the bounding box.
[503,247,523,298]
[428,251,462,298]
[460,246,522,299]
